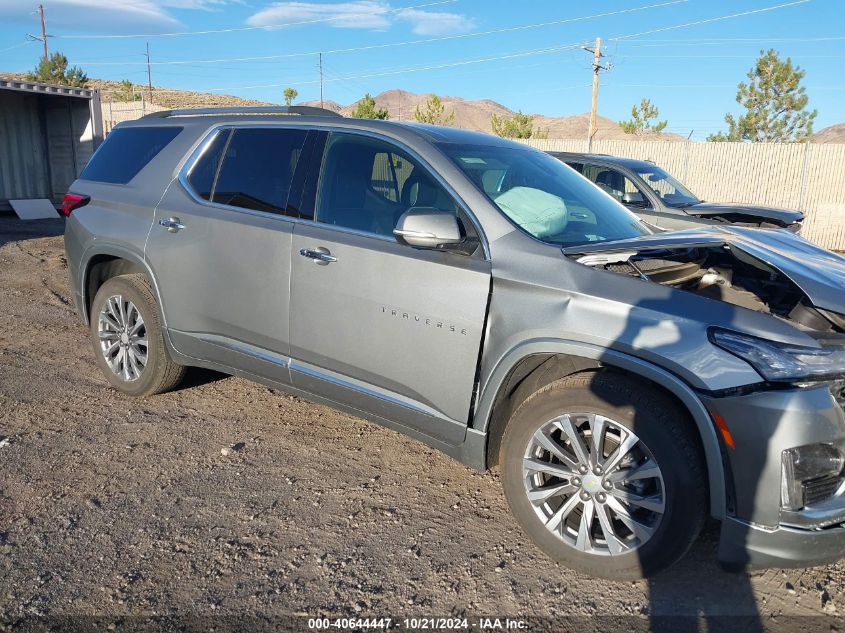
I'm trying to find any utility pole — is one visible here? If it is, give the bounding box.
[583,37,610,152]
[38,4,48,60]
[318,52,324,108]
[146,42,153,102]
[27,4,49,61]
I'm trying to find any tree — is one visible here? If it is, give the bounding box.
[620,98,667,135]
[491,111,547,139]
[283,87,298,106]
[414,94,455,126]
[708,49,816,142]
[26,52,88,88]
[113,79,141,102]
[350,93,389,119]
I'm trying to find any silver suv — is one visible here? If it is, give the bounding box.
[64,106,845,579]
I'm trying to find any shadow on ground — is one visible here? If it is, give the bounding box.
[0,214,65,249]
[174,367,230,392]
[647,521,764,621]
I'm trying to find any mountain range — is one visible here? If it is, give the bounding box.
[304,89,844,143]
[303,89,686,141]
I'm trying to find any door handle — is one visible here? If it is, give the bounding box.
[159,217,185,232]
[299,247,337,265]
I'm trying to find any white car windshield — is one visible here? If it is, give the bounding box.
[439,143,651,247]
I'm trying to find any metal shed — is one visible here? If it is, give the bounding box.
[0,76,103,210]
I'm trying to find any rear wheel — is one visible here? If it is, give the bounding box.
[500,371,706,579]
[90,274,185,396]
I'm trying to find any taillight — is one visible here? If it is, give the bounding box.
[60,193,90,217]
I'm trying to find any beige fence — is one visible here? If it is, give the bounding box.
[101,99,166,134]
[522,138,845,251]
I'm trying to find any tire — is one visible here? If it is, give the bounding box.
[89,274,185,397]
[499,370,706,580]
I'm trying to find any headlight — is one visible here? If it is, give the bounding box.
[781,444,844,511]
[710,328,845,382]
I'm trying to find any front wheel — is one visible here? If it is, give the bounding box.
[499,371,707,580]
[89,274,185,397]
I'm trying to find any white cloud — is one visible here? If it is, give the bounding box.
[396,8,475,35]
[247,1,392,30]
[0,0,237,32]
[246,1,474,34]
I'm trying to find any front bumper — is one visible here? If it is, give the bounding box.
[719,516,845,571]
[701,384,845,569]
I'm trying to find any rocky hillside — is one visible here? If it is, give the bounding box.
[90,78,273,109]
[2,73,271,109]
[304,89,685,141]
[815,124,845,144]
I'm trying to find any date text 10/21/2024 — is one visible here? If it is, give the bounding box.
[307,617,529,630]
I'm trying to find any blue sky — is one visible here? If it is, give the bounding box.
[1,0,842,139]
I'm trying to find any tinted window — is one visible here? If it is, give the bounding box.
[582,164,649,206]
[288,131,328,220]
[566,162,584,174]
[211,128,308,214]
[187,130,230,200]
[81,126,182,184]
[316,133,456,237]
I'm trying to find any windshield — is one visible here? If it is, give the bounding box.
[439,143,650,247]
[635,165,700,207]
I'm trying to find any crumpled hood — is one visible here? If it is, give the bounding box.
[562,226,845,316]
[684,201,804,225]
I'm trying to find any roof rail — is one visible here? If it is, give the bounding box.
[144,105,342,119]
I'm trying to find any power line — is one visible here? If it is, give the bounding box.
[0,41,32,54]
[603,83,844,89]
[608,0,812,41]
[76,0,687,67]
[201,43,584,92]
[204,0,812,91]
[93,0,817,95]
[619,54,845,59]
[53,0,457,40]
[617,36,845,43]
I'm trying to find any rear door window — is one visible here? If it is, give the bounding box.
[210,127,309,214]
[80,126,182,184]
[187,130,230,201]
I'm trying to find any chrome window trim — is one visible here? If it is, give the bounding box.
[176,122,491,260]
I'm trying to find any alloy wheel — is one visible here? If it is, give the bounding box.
[97,294,148,382]
[522,412,665,556]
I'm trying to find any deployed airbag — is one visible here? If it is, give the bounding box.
[494,187,568,238]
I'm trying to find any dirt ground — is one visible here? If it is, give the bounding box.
[1,215,844,630]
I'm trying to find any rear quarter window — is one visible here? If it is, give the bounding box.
[80,126,182,184]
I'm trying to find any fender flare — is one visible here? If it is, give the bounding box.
[79,243,167,328]
[474,338,726,519]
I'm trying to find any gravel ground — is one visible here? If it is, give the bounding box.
[1,216,843,630]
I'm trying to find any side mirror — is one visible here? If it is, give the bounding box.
[393,207,463,248]
[621,191,647,207]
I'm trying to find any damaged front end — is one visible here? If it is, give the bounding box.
[566,226,845,563]
[566,226,845,336]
